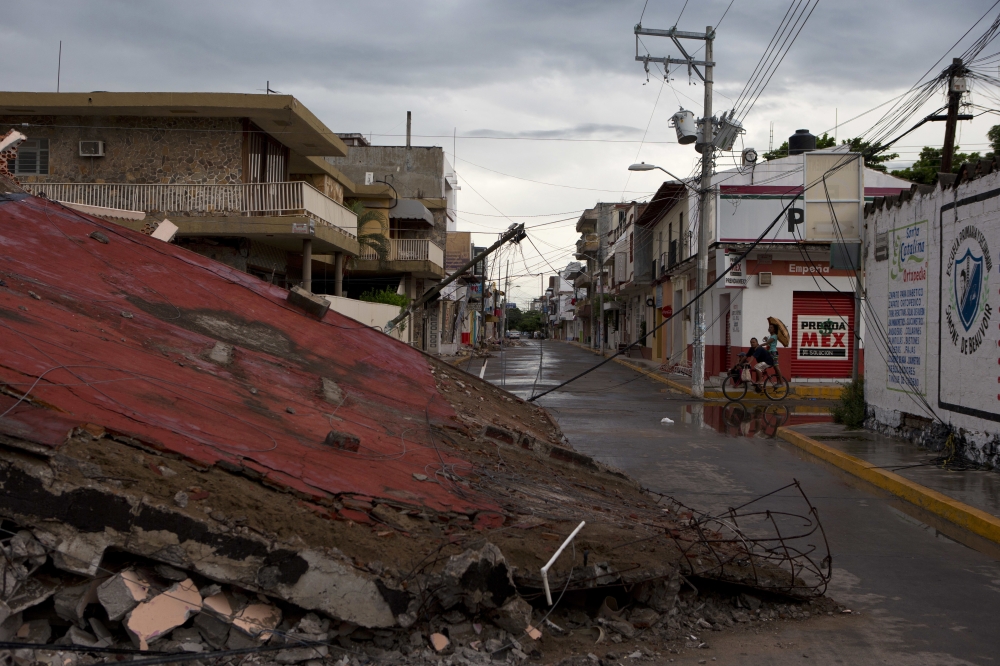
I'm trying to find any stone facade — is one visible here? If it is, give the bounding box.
[327,146,449,247]
[1,115,244,185]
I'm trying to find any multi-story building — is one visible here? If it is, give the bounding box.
[0,92,392,297]
[634,132,912,382]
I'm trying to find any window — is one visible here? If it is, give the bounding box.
[11,139,49,175]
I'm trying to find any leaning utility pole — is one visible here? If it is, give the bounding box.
[941,58,967,174]
[634,22,716,397]
[386,224,525,333]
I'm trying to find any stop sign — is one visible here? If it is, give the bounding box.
[661,305,673,318]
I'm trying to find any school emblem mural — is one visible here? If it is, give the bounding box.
[946,225,993,355]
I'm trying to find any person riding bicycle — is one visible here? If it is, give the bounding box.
[747,337,775,384]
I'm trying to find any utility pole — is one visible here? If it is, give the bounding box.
[634,22,716,397]
[692,26,714,399]
[941,58,966,174]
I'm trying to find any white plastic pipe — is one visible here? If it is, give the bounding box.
[540,520,586,605]
[479,359,488,379]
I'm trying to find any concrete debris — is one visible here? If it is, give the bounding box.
[232,602,282,638]
[491,596,533,636]
[14,618,50,644]
[125,578,202,649]
[54,580,103,628]
[430,632,450,652]
[97,569,150,621]
[436,542,515,614]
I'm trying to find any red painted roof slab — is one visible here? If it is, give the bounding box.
[0,195,493,515]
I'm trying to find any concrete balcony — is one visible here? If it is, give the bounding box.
[22,181,360,255]
[575,234,599,259]
[355,238,446,279]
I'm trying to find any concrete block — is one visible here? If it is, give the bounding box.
[287,286,330,318]
[491,596,532,636]
[194,612,231,649]
[14,618,50,644]
[151,219,178,243]
[54,581,102,628]
[276,645,329,663]
[0,612,23,642]
[97,570,151,622]
[39,531,109,577]
[66,626,99,647]
[125,579,202,650]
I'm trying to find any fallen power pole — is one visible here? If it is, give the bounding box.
[386,223,526,333]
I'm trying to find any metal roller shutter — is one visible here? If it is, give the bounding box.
[790,291,854,379]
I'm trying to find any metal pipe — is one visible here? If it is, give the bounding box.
[541,520,586,606]
[302,238,312,293]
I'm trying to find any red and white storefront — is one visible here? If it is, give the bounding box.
[660,148,911,381]
[705,253,860,380]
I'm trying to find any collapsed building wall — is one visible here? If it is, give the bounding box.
[0,192,834,663]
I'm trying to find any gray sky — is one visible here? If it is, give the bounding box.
[4,0,1000,304]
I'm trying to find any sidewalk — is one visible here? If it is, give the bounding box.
[565,340,845,399]
[778,421,1000,549]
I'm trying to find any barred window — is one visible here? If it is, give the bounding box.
[11,139,49,175]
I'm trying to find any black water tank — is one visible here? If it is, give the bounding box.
[788,129,817,155]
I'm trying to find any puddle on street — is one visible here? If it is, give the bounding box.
[676,402,833,439]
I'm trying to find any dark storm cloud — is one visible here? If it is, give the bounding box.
[4,1,996,100]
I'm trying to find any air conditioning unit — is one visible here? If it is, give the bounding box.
[79,140,105,157]
[758,272,773,287]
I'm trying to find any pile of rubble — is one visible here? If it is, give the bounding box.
[0,193,838,665]
[0,523,843,666]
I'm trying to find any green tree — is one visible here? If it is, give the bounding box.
[890,145,982,185]
[988,124,1000,156]
[346,200,390,268]
[515,309,543,334]
[839,137,898,172]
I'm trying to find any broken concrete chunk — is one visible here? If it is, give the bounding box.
[39,531,109,577]
[208,342,233,365]
[0,612,23,642]
[194,613,231,649]
[232,603,281,639]
[97,569,151,622]
[5,577,59,616]
[88,618,112,643]
[323,430,360,452]
[439,542,515,614]
[491,596,533,636]
[226,625,262,649]
[66,626,99,647]
[276,645,329,663]
[54,580,102,628]
[287,286,331,318]
[629,607,660,629]
[295,613,330,636]
[125,578,202,650]
[9,530,47,564]
[606,619,636,638]
[14,618,50,644]
[321,378,344,405]
[154,564,188,582]
[173,491,189,508]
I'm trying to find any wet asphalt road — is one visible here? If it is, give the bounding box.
[468,340,1000,665]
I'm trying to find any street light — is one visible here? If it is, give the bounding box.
[628,163,701,193]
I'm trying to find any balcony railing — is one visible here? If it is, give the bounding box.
[21,181,357,238]
[359,238,444,267]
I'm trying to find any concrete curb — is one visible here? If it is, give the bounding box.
[776,426,1000,546]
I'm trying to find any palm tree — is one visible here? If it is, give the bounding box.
[346,200,390,269]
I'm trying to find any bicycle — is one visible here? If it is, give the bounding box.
[721,354,789,401]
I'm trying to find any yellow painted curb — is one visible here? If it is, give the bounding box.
[447,354,472,367]
[776,427,1000,546]
[792,385,844,399]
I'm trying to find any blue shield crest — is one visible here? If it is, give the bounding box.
[955,248,984,331]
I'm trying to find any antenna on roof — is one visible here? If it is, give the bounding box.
[257,81,282,95]
[57,41,62,93]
